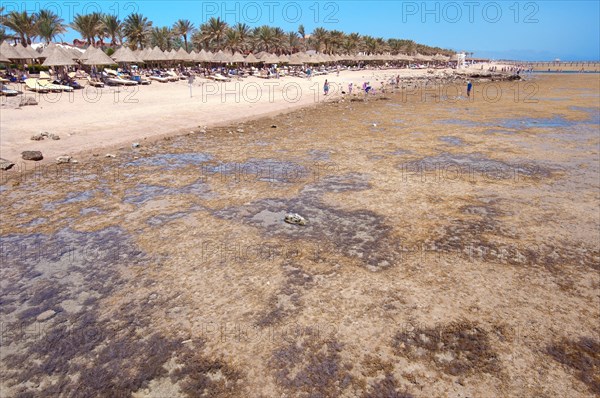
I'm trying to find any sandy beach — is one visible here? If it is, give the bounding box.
[2,67,497,167]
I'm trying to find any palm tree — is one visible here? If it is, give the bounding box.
[36,9,66,43]
[224,29,242,53]
[3,11,37,46]
[255,25,275,52]
[71,13,101,46]
[271,27,286,54]
[199,17,228,51]
[298,24,305,40]
[123,13,152,50]
[343,33,361,55]
[0,27,11,43]
[311,27,328,53]
[102,14,122,46]
[328,30,345,54]
[172,19,194,51]
[150,26,173,51]
[286,31,300,54]
[233,23,250,51]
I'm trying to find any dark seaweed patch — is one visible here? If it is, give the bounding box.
[547,337,600,395]
[215,174,400,270]
[270,334,353,397]
[256,263,314,327]
[362,373,414,398]
[392,321,501,377]
[170,342,244,398]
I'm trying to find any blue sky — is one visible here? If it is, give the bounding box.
[3,1,599,60]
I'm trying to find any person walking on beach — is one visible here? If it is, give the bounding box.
[467,80,473,97]
[323,79,330,96]
[348,82,353,94]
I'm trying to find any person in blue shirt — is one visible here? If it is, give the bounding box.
[467,80,473,97]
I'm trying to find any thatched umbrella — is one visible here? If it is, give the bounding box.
[287,53,303,65]
[278,54,291,63]
[42,49,76,66]
[137,48,150,61]
[0,52,10,63]
[176,47,194,62]
[244,53,260,64]
[39,42,58,59]
[0,41,21,60]
[230,51,245,63]
[14,44,39,60]
[212,50,231,64]
[82,47,115,66]
[112,46,142,63]
[144,46,167,62]
[261,53,280,64]
[254,51,268,60]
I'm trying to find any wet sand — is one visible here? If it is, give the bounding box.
[0,74,599,397]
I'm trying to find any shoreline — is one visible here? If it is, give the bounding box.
[0,67,518,176]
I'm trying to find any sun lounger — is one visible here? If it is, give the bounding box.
[87,77,105,87]
[0,83,19,96]
[165,71,181,81]
[208,73,231,82]
[149,75,170,83]
[37,79,74,92]
[130,75,151,85]
[24,78,50,93]
[105,76,138,86]
[39,71,53,80]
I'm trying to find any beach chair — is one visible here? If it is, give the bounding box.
[37,79,74,92]
[87,76,105,88]
[149,75,170,83]
[24,78,50,93]
[165,71,181,81]
[0,83,19,96]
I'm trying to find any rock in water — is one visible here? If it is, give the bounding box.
[284,213,307,226]
[21,151,43,161]
[36,309,56,322]
[0,158,15,170]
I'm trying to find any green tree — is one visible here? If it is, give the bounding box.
[36,9,66,43]
[123,13,152,50]
[71,13,101,46]
[3,11,37,45]
[172,19,194,51]
[102,14,122,47]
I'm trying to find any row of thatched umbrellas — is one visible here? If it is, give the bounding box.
[1,41,454,67]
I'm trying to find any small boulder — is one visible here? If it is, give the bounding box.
[132,142,140,148]
[105,153,116,158]
[56,155,72,164]
[20,97,38,106]
[49,133,60,140]
[36,309,56,322]
[284,213,307,226]
[0,158,15,170]
[21,151,43,161]
[30,133,44,141]
[41,132,50,137]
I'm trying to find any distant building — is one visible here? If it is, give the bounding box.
[455,52,466,68]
